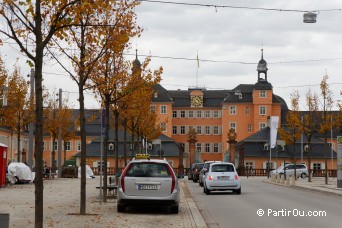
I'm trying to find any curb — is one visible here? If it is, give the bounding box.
[180,181,207,228]
[264,179,342,197]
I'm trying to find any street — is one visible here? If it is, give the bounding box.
[186,177,342,228]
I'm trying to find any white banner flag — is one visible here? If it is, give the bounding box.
[270,116,279,148]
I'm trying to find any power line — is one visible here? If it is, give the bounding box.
[138,0,342,13]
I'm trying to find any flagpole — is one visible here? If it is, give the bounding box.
[196,51,199,87]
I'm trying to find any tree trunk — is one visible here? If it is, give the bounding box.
[114,107,120,184]
[52,135,56,173]
[79,82,87,215]
[17,123,21,162]
[123,119,127,166]
[102,98,110,202]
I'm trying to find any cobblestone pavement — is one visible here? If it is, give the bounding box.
[0,178,206,228]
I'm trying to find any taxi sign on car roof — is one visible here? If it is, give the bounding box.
[134,154,150,160]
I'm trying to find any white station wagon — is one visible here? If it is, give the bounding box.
[117,155,180,213]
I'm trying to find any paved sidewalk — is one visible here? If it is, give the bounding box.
[265,176,342,196]
[0,178,207,228]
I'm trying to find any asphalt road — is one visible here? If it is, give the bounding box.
[186,177,342,228]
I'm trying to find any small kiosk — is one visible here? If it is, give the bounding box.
[0,143,8,187]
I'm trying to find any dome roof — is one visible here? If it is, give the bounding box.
[257,49,267,72]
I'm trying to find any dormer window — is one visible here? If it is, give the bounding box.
[154,92,158,98]
[260,90,266,98]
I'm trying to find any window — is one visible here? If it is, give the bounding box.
[196,110,202,118]
[180,111,186,118]
[64,142,72,151]
[205,126,210,135]
[213,126,219,135]
[259,106,266,115]
[188,111,194,118]
[229,106,236,115]
[196,126,202,135]
[205,143,210,153]
[172,110,177,118]
[180,126,185,135]
[205,110,211,118]
[245,107,250,115]
[245,162,253,170]
[248,124,252,133]
[213,110,219,118]
[266,162,274,170]
[259,122,266,130]
[213,143,219,153]
[260,90,266,98]
[161,105,167,114]
[150,105,156,113]
[77,141,81,151]
[229,122,236,131]
[43,142,47,151]
[196,143,202,153]
[160,122,166,132]
[313,163,321,170]
[172,126,177,134]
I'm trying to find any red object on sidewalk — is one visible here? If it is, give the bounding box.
[0,143,8,187]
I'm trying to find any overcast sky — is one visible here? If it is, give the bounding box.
[1,0,342,110]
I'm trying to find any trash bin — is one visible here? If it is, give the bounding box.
[0,213,9,228]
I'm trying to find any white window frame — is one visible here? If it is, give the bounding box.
[245,107,250,115]
[150,105,156,113]
[205,110,211,118]
[213,126,219,135]
[205,143,210,153]
[64,141,72,151]
[188,110,194,118]
[229,122,237,131]
[196,143,202,153]
[160,105,167,114]
[77,141,81,151]
[247,124,252,133]
[172,126,177,134]
[205,126,210,135]
[180,110,186,118]
[259,106,266,115]
[229,105,236,115]
[259,122,267,130]
[196,126,202,135]
[213,143,219,153]
[260,90,266,98]
[213,110,219,118]
[180,126,185,135]
[172,110,177,118]
[196,110,202,118]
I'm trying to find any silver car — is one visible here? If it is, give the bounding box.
[198,161,220,187]
[203,162,241,195]
[117,156,180,213]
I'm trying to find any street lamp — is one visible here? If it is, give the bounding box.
[303,12,317,23]
[152,139,162,158]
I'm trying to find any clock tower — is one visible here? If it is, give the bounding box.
[190,90,204,107]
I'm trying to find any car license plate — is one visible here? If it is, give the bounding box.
[218,176,229,180]
[138,184,158,190]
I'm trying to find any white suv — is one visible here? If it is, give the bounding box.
[117,155,180,213]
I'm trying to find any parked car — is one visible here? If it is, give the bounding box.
[270,163,308,179]
[203,162,241,195]
[117,154,181,213]
[192,163,204,183]
[188,163,200,180]
[198,161,221,187]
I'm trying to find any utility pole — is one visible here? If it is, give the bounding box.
[28,68,35,169]
[58,88,62,177]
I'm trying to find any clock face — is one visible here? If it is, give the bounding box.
[191,96,203,107]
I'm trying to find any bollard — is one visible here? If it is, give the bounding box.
[276,174,280,183]
[0,214,9,228]
[285,175,290,185]
[280,174,285,184]
[271,174,276,182]
[290,175,295,186]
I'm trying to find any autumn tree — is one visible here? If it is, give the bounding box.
[278,91,303,179]
[1,1,84,226]
[0,64,30,162]
[302,89,320,182]
[0,54,8,108]
[318,73,335,185]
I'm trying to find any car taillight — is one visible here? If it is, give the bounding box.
[195,168,198,173]
[208,175,213,180]
[166,165,176,193]
[235,175,239,180]
[120,164,131,193]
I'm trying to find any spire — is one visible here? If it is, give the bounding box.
[132,49,141,73]
[257,48,268,82]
